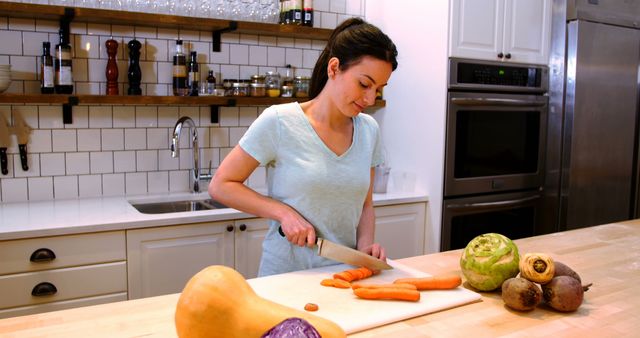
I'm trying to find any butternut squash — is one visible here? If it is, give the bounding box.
[175,265,346,338]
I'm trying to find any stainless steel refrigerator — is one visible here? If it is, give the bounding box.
[544,0,640,231]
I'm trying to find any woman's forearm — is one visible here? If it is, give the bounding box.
[356,202,376,250]
[209,178,291,223]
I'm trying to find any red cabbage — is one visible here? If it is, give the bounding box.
[261,317,321,338]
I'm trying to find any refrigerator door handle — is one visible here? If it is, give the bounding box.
[451,97,546,107]
[446,195,540,210]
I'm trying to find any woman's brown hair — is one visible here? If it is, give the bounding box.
[309,18,398,99]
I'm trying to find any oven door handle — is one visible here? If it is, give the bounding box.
[446,195,540,210]
[451,98,546,107]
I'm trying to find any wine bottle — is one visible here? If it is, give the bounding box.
[172,40,188,96]
[187,51,199,96]
[54,29,73,94]
[40,42,54,94]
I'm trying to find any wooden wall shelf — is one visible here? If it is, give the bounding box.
[0,2,333,41]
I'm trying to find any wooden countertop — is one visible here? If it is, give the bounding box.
[0,220,638,337]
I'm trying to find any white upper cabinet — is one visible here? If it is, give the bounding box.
[449,0,552,65]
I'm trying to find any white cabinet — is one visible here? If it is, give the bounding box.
[449,0,552,65]
[126,218,269,299]
[374,203,427,260]
[0,231,128,319]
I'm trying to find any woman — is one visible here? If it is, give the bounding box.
[209,18,398,276]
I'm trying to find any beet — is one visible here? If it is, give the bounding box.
[261,317,321,338]
[542,276,584,312]
[501,277,542,311]
[553,261,581,283]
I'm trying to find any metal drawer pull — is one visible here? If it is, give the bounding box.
[239,224,247,231]
[31,282,57,297]
[451,98,546,106]
[447,195,540,210]
[30,248,56,262]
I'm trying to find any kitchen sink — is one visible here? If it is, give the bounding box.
[130,199,228,214]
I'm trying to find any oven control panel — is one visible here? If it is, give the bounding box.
[448,58,548,93]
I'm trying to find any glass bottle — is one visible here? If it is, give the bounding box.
[290,0,302,25]
[206,70,216,95]
[302,0,313,27]
[265,71,281,97]
[54,29,73,94]
[187,51,199,96]
[172,40,188,96]
[40,42,54,94]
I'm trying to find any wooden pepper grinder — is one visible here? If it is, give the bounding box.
[105,38,119,95]
[127,39,142,95]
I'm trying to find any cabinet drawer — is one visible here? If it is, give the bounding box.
[0,292,128,319]
[0,262,127,310]
[0,231,126,275]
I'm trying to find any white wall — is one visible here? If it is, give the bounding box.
[366,1,450,253]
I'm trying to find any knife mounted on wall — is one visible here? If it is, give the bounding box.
[0,114,10,175]
[14,112,31,171]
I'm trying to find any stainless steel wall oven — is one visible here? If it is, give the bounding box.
[441,58,549,251]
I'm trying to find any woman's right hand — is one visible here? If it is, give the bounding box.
[279,208,316,247]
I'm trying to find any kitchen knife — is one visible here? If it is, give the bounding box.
[0,114,9,175]
[14,112,31,171]
[278,226,393,270]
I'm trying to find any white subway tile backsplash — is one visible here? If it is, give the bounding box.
[72,58,89,82]
[89,106,113,128]
[267,47,285,67]
[102,129,125,151]
[111,25,135,37]
[230,44,249,65]
[113,106,136,128]
[12,106,38,128]
[10,56,37,80]
[103,173,125,196]
[87,58,107,82]
[77,129,101,151]
[52,130,77,152]
[28,176,54,201]
[125,172,147,195]
[157,28,179,41]
[23,32,50,56]
[158,149,179,171]
[8,18,35,32]
[146,83,169,96]
[78,174,102,197]
[2,178,28,202]
[87,23,111,36]
[40,153,65,176]
[140,61,157,84]
[285,48,303,68]
[294,39,312,50]
[303,49,321,69]
[39,106,64,129]
[90,151,114,174]
[75,82,101,95]
[135,26,157,39]
[200,147,218,169]
[321,12,339,29]
[66,152,90,175]
[146,39,169,62]
[249,45,268,66]
[147,128,168,150]
[346,0,363,15]
[54,175,78,199]
[259,36,277,47]
[210,127,229,148]
[136,150,158,171]
[240,34,260,45]
[29,129,52,153]
[210,43,230,64]
[229,127,248,146]
[75,34,100,59]
[330,0,347,13]
[169,170,188,192]
[114,150,136,173]
[125,128,146,150]
[0,31,22,56]
[239,65,258,80]
[35,19,58,33]
[179,30,199,42]
[177,148,193,170]
[238,107,258,127]
[136,106,158,127]
[315,0,330,11]
[221,33,240,44]
[147,171,168,194]
[158,107,180,127]
[219,107,239,127]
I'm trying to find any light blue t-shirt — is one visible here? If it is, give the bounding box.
[238,102,383,276]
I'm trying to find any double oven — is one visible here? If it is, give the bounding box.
[441,58,549,251]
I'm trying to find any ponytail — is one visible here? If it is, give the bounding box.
[309,18,398,99]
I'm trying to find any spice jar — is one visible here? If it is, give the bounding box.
[250,74,265,84]
[294,76,310,98]
[265,71,281,98]
[223,79,236,96]
[250,83,266,97]
[231,82,249,97]
[281,85,294,98]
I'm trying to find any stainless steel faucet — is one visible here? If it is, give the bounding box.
[171,116,211,193]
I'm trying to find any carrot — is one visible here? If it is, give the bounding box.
[393,275,462,290]
[333,267,375,283]
[351,282,417,290]
[353,287,420,302]
[333,272,354,282]
[304,303,319,311]
[320,278,351,289]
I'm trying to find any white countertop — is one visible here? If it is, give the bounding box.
[0,191,428,241]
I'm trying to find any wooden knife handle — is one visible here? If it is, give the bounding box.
[0,148,7,175]
[18,144,28,171]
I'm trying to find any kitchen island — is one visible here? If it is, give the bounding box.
[0,219,637,337]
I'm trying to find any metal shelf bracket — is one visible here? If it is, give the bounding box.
[210,99,236,124]
[212,21,238,52]
[63,96,78,124]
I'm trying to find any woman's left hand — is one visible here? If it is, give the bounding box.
[359,243,387,261]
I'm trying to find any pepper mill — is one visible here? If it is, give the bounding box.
[105,38,119,95]
[127,39,142,96]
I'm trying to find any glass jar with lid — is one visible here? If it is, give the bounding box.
[250,74,265,84]
[231,82,249,97]
[265,71,281,97]
[250,83,266,97]
[281,85,294,98]
[294,76,310,98]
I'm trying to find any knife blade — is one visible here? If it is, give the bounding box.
[278,226,393,270]
[14,112,31,171]
[0,114,10,175]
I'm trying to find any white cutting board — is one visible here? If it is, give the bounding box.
[247,260,481,334]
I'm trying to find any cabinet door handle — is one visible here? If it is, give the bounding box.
[505,53,512,59]
[31,282,57,297]
[226,225,234,232]
[497,52,504,58]
[239,224,247,231]
[30,248,56,263]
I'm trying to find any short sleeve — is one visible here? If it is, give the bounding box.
[368,116,384,167]
[238,106,280,165]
